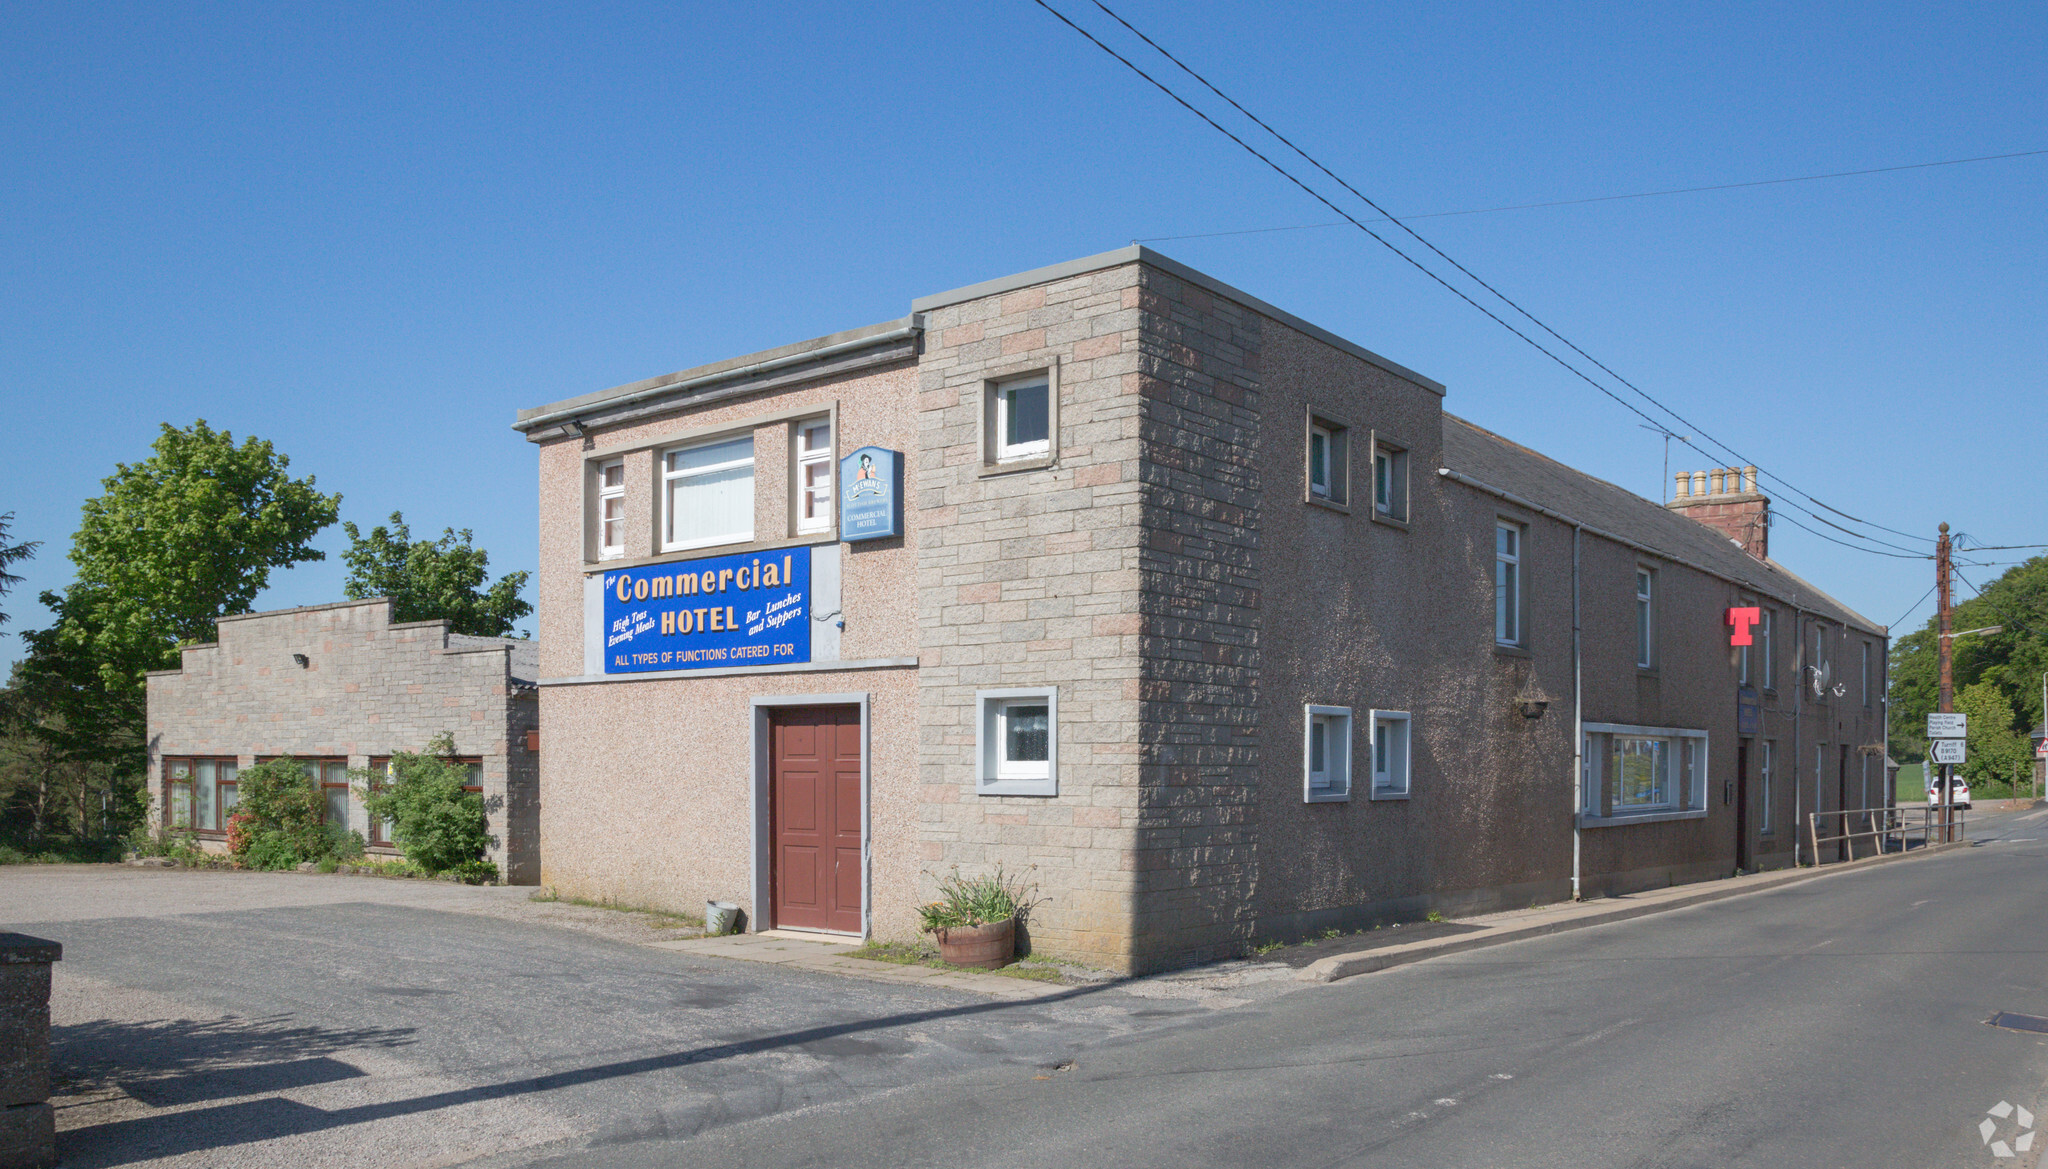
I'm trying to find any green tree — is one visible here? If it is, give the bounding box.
[341,512,531,637]
[358,734,494,879]
[17,421,339,770]
[1888,555,2048,763]
[1954,682,2031,792]
[0,512,38,632]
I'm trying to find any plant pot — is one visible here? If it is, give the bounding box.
[934,918,1015,969]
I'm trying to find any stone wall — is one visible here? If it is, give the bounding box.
[0,934,59,1169]
[911,264,1150,970]
[145,599,537,881]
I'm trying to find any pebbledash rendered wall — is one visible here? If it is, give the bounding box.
[521,246,1888,974]
[145,599,540,883]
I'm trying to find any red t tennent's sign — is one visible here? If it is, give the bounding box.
[1726,607,1762,646]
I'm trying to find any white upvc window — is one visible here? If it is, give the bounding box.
[662,435,754,551]
[1635,568,1656,668]
[1811,623,1829,700]
[1759,740,1775,833]
[1303,705,1352,802]
[975,688,1057,797]
[1373,440,1407,519]
[1581,723,1710,823]
[1370,710,1413,799]
[1495,522,1523,646]
[596,459,625,559]
[993,376,1051,461]
[795,419,833,534]
[1861,641,1871,707]
[1309,424,1335,498]
[1759,609,1775,690]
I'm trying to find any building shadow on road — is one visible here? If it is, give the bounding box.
[54,984,1113,1166]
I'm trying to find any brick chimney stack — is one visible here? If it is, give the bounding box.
[1668,464,1769,561]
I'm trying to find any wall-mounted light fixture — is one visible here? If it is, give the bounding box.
[291,653,309,669]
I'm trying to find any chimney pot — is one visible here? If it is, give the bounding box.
[1743,465,1757,494]
[1674,472,1691,499]
[1692,471,1707,496]
[1710,469,1726,495]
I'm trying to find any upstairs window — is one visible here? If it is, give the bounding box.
[663,435,754,551]
[1495,522,1523,646]
[1861,641,1872,707]
[1303,705,1352,802]
[795,419,833,534]
[596,459,625,559]
[1635,569,1656,668]
[1759,609,1775,690]
[994,376,1050,461]
[1373,439,1408,520]
[1305,413,1349,506]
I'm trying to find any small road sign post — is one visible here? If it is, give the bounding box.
[1928,712,1969,740]
[1931,739,1967,766]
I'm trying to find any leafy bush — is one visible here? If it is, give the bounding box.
[916,865,1034,932]
[359,734,494,878]
[227,757,363,870]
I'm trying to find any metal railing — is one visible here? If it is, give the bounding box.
[1806,804,1967,866]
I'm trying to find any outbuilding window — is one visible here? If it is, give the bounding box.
[663,435,755,551]
[976,688,1058,797]
[1370,710,1413,799]
[1303,705,1352,802]
[1580,724,1708,822]
[165,758,239,832]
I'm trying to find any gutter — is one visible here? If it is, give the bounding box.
[512,321,922,435]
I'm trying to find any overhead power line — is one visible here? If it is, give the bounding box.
[1046,0,1937,556]
[1889,584,1938,631]
[1133,148,2048,243]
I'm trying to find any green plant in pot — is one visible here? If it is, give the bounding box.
[917,865,1033,969]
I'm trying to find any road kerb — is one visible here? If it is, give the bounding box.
[1298,840,1973,984]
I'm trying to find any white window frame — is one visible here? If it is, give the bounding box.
[1495,521,1524,647]
[794,418,833,535]
[1635,568,1656,668]
[1309,424,1336,499]
[1303,705,1352,803]
[1759,740,1775,834]
[661,434,755,552]
[1579,722,1710,826]
[1369,709,1413,800]
[993,375,1051,462]
[1759,609,1775,690]
[1304,411,1349,507]
[1372,437,1408,521]
[1861,641,1871,707]
[595,458,625,560]
[975,687,1058,797]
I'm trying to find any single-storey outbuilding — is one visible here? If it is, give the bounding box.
[514,246,1888,973]
[145,598,540,882]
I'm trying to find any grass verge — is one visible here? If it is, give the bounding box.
[528,888,703,930]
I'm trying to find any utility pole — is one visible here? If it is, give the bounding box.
[1937,522,1954,841]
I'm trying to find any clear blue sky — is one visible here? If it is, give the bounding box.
[4,1,2043,673]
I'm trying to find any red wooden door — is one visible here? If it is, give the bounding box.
[770,706,863,933]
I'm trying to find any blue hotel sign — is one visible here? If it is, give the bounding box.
[601,548,810,674]
[839,445,902,542]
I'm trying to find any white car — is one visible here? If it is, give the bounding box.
[1926,779,1972,810]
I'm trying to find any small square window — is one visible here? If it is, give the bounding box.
[995,377,1050,461]
[795,419,833,534]
[1306,413,1348,506]
[1370,710,1412,799]
[975,688,1058,796]
[1373,439,1408,520]
[1304,705,1352,802]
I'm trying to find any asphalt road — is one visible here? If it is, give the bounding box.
[540,808,2048,1169]
[12,810,2048,1169]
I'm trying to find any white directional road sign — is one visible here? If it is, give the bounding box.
[1931,738,1968,765]
[1928,712,1969,739]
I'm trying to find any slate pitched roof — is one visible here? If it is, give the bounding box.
[1441,414,1884,635]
